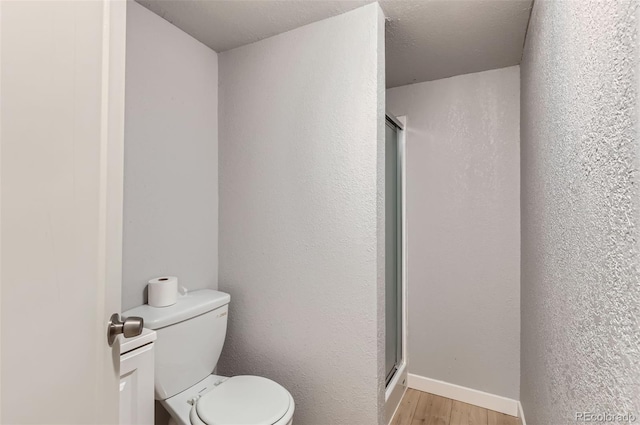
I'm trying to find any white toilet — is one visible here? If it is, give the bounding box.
[124,289,295,425]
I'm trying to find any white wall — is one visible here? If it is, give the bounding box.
[123,2,218,311]
[521,1,640,422]
[217,4,386,424]
[386,66,521,399]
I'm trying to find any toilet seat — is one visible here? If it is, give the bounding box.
[189,375,293,425]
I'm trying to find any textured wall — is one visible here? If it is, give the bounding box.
[521,1,640,423]
[387,67,521,399]
[123,2,218,311]
[217,4,386,424]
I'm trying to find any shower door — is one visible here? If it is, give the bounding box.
[385,115,403,385]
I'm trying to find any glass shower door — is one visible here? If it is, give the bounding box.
[385,116,402,385]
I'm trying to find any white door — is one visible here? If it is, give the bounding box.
[1,1,127,423]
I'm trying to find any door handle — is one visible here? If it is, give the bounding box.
[107,313,144,345]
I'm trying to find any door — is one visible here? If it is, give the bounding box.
[385,116,403,385]
[1,1,127,423]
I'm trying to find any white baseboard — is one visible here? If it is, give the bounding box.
[518,401,527,425]
[407,373,519,417]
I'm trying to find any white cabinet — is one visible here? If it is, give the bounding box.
[119,329,157,425]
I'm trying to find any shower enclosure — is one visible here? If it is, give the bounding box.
[384,113,407,422]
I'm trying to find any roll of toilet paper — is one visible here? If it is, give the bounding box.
[148,276,178,307]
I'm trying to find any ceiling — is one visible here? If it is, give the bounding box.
[137,0,533,88]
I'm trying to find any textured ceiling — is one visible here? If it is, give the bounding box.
[137,0,533,88]
[384,1,532,87]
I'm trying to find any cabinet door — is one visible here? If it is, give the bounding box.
[120,344,155,425]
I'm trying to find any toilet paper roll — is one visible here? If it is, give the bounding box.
[148,276,178,307]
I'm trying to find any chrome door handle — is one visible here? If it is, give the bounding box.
[108,313,144,345]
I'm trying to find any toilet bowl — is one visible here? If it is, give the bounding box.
[189,376,294,425]
[124,289,295,425]
[163,375,294,425]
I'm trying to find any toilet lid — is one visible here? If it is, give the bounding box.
[195,376,290,425]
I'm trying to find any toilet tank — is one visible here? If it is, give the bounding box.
[123,289,230,400]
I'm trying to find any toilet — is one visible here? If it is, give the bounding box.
[124,289,295,425]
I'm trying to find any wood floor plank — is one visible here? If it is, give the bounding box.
[393,389,519,425]
[411,392,453,425]
[450,400,488,425]
[410,392,431,425]
[391,389,422,425]
[487,410,521,425]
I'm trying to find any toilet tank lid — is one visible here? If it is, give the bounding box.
[123,289,230,330]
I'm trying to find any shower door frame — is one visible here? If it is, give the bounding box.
[384,114,408,424]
